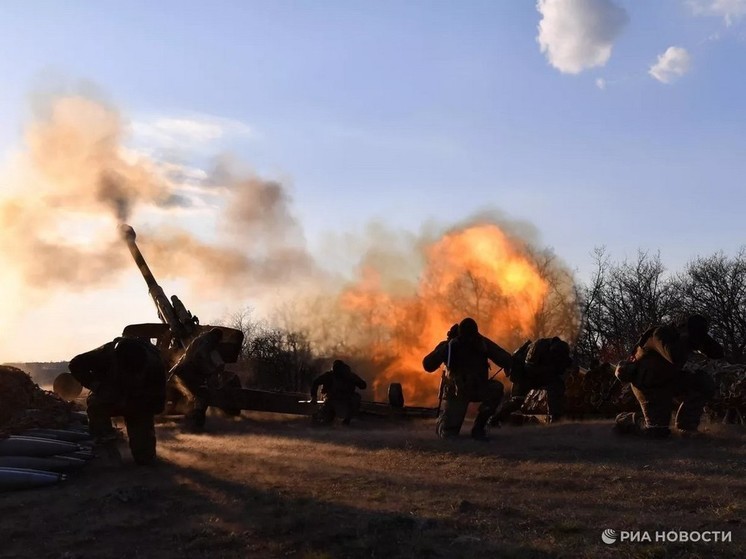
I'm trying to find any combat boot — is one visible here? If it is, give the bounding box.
[94,433,123,466]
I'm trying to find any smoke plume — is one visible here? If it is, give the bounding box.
[279,217,580,405]
[0,95,315,305]
[1,93,580,400]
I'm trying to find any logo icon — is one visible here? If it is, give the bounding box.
[602,529,618,545]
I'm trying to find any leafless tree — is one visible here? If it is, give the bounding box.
[674,249,746,362]
[526,247,581,343]
[222,306,259,364]
[573,247,609,362]
[245,326,316,391]
[577,250,678,363]
[221,306,318,391]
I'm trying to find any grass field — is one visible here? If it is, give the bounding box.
[1,413,744,559]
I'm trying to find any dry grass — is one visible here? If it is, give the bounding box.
[1,413,744,559]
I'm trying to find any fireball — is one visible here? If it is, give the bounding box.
[340,223,552,405]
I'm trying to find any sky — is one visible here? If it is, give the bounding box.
[1,0,745,361]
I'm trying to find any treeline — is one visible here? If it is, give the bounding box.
[222,309,321,393]
[224,247,746,392]
[574,248,746,365]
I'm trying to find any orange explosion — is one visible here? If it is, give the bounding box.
[339,223,550,406]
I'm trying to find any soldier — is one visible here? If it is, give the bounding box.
[422,317,512,440]
[614,314,724,437]
[68,337,166,465]
[311,360,368,425]
[168,328,225,432]
[490,337,573,425]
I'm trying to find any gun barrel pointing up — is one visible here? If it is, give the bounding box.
[119,223,190,345]
[120,224,160,290]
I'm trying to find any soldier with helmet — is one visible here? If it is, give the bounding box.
[490,336,574,425]
[422,317,512,440]
[614,314,724,437]
[311,360,368,425]
[68,337,166,465]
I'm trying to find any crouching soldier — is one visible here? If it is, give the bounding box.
[614,314,723,438]
[311,360,367,425]
[69,337,166,465]
[423,318,511,440]
[490,337,573,425]
[168,328,226,432]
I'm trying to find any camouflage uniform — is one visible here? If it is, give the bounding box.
[312,360,367,425]
[69,337,166,465]
[493,337,573,423]
[614,315,723,437]
[423,318,511,440]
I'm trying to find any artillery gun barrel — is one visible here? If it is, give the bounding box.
[119,224,159,291]
[119,224,190,345]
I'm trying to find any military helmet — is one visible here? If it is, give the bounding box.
[332,359,351,374]
[458,317,479,337]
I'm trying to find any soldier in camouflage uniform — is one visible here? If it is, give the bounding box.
[614,314,724,437]
[422,318,512,440]
[490,337,573,424]
[69,337,166,465]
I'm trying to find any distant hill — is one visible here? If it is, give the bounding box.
[1,362,68,388]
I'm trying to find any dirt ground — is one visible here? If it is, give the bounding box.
[1,413,744,559]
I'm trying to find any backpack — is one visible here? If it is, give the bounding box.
[525,337,572,373]
[445,335,489,398]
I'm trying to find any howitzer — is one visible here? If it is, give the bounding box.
[53,225,438,424]
[118,224,244,424]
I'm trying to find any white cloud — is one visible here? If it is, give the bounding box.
[649,47,692,83]
[536,0,629,74]
[124,114,258,216]
[689,0,746,26]
[595,77,607,89]
[130,113,253,152]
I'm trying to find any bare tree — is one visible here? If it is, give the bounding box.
[220,306,318,391]
[526,247,581,343]
[246,326,316,391]
[578,250,679,363]
[444,270,509,329]
[674,249,746,362]
[222,306,259,364]
[574,247,609,362]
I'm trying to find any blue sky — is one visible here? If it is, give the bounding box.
[1,0,745,360]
